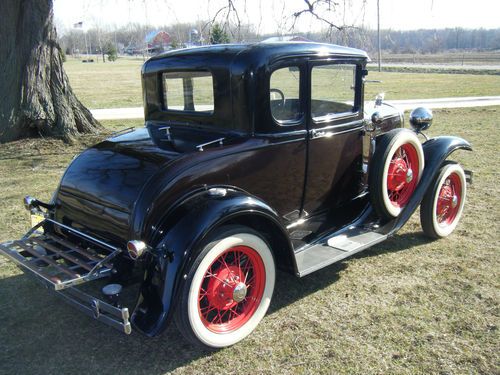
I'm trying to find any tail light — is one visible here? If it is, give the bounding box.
[127,240,147,260]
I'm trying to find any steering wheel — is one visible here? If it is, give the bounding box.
[270,88,285,107]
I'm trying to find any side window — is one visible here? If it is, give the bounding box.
[311,64,357,120]
[162,71,214,113]
[270,66,301,124]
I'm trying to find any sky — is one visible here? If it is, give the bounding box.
[53,0,500,35]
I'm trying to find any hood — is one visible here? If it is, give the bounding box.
[364,101,404,132]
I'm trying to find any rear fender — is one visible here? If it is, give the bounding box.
[131,187,292,336]
[387,136,472,234]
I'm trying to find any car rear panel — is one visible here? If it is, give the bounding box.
[54,128,180,245]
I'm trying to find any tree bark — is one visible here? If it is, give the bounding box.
[0,0,101,143]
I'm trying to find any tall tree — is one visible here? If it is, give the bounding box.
[0,0,101,143]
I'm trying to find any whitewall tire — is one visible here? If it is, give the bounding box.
[420,163,467,238]
[175,226,275,348]
[369,129,425,218]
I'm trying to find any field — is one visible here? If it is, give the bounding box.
[0,57,499,374]
[63,56,500,110]
[378,51,500,66]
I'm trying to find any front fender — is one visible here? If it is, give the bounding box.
[131,188,289,336]
[386,135,472,234]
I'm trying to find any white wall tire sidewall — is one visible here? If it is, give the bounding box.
[431,164,467,237]
[381,131,425,217]
[187,233,275,348]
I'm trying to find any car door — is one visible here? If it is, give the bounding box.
[243,62,307,222]
[302,60,365,217]
[261,59,307,222]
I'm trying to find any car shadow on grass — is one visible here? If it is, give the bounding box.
[0,231,431,375]
[269,231,431,312]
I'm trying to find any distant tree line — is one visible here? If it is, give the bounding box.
[58,23,500,57]
[340,28,500,53]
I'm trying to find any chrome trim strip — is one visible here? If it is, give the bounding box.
[254,129,308,139]
[44,218,120,252]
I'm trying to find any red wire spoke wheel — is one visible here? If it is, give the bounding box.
[175,227,275,348]
[436,172,462,225]
[198,245,266,333]
[386,143,420,208]
[370,129,425,218]
[421,163,467,238]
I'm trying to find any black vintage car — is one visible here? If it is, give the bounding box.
[0,42,472,348]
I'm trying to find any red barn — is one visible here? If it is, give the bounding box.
[145,31,171,52]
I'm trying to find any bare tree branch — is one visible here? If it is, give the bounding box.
[204,0,244,42]
[290,0,367,43]
[292,0,344,32]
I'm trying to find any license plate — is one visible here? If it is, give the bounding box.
[30,213,45,227]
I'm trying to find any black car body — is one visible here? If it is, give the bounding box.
[0,42,472,348]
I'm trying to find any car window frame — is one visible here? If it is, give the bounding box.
[160,69,216,116]
[308,60,363,126]
[268,62,306,128]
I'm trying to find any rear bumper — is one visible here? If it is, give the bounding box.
[55,284,132,334]
[0,219,132,335]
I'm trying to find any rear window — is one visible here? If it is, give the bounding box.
[162,71,214,113]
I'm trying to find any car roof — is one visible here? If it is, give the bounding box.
[150,42,367,59]
[144,42,369,74]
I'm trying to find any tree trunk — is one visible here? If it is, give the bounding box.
[0,0,101,143]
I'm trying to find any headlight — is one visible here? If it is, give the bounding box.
[409,107,433,132]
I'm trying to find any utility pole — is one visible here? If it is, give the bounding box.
[377,0,381,72]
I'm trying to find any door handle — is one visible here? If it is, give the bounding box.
[310,129,333,139]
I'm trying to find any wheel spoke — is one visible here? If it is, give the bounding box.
[205,272,231,287]
[199,292,208,301]
[236,251,244,281]
[230,307,240,317]
[221,253,232,275]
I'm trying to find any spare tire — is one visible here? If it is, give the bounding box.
[369,129,424,219]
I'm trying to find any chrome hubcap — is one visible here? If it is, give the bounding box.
[451,194,458,208]
[406,168,413,183]
[232,283,247,302]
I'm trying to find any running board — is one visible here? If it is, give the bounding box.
[295,228,387,277]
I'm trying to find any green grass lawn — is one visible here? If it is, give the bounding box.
[364,71,500,100]
[0,106,498,374]
[63,56,500,110]
[64,57,144,109]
